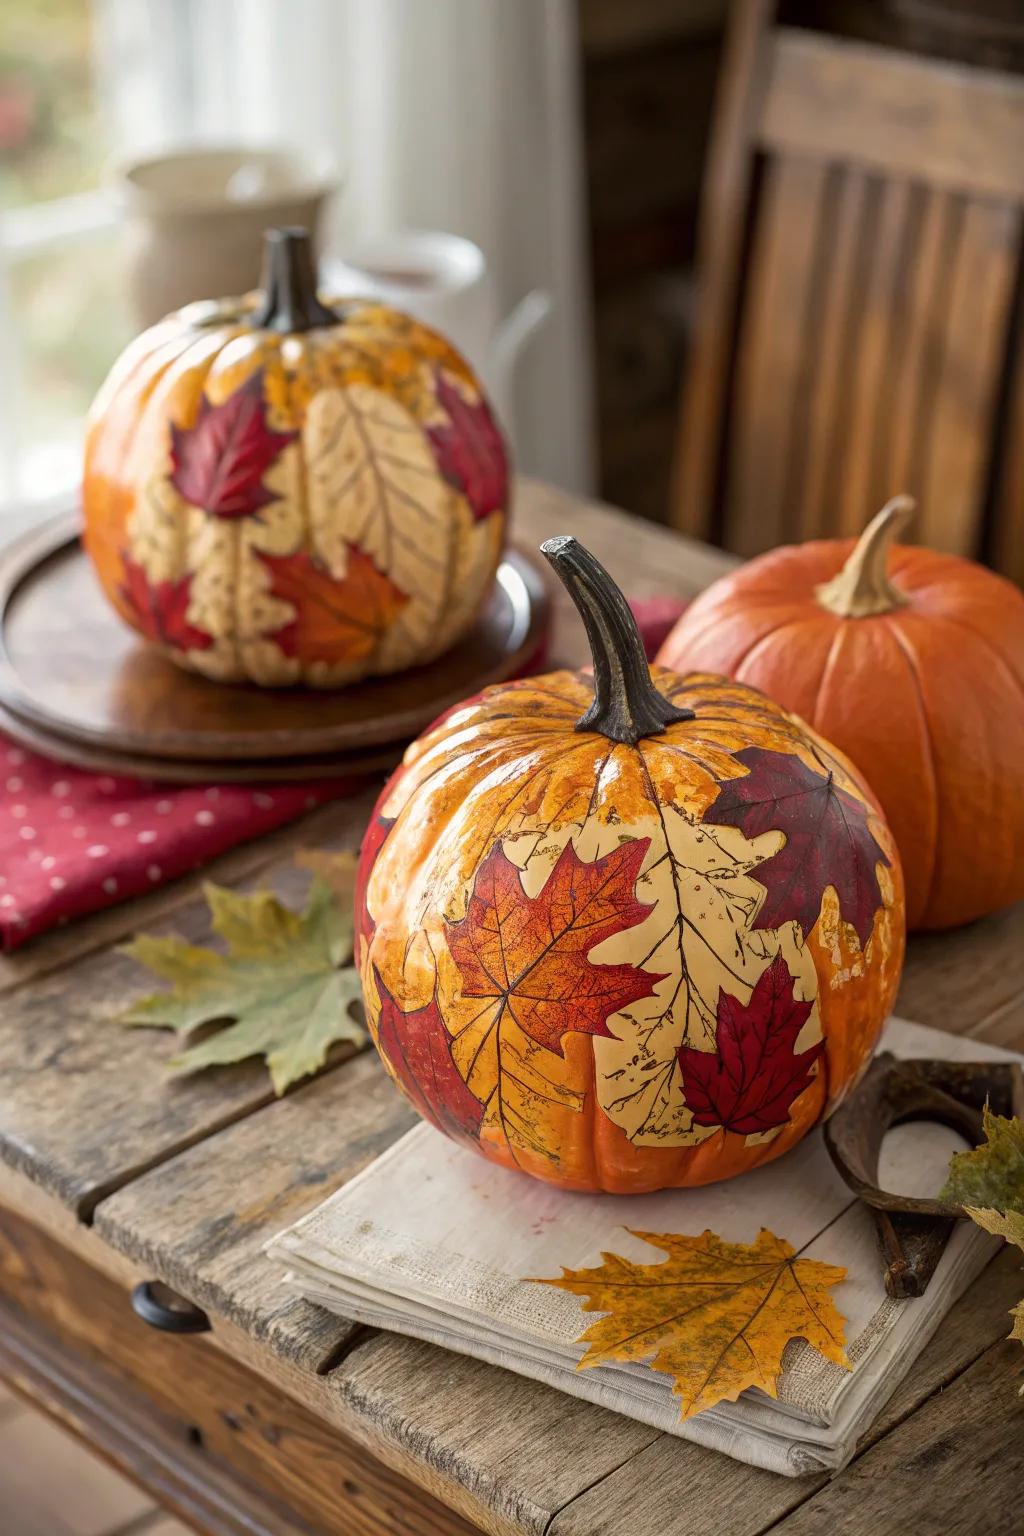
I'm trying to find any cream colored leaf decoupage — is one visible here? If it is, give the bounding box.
[302,383,470,677]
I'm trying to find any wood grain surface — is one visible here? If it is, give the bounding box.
[0,478,1021,1536]
[672,15,1024,577]
[0,1206,483,1536]
[0,799,377,1218]
[0,516,549,766]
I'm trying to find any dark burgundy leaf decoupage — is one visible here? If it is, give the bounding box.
[704,747,889,948]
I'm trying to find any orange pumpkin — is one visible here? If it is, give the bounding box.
[658,498,1024,932]
[355,538,904,1193]
[83,228,507,687]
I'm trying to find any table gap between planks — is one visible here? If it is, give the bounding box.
[0,479,1021,1536]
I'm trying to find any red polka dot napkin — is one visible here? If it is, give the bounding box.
[0,596,685,950]
[0,743,358,949]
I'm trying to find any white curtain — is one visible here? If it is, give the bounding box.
[96,0,595,494]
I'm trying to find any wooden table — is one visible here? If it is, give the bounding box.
[1,480,1021,1536]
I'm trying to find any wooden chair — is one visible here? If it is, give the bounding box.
[671,0,1024,583]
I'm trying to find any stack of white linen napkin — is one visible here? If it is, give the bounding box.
[267,1018,1016,1477]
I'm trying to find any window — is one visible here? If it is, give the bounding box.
[1,0,130,508]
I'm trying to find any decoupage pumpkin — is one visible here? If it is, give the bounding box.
[657,498,1024,932]
[82,227,507,687]
[355,538,904,1193]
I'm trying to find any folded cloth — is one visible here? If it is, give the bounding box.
[0,744,358,949]
[267,1018,1016,1477]
[0,597,685,949]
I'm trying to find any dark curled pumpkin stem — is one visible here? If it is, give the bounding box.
[249,227,340,333]
[541,536,695,745]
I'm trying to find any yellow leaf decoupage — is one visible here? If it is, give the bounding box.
[533,1226,850,1420]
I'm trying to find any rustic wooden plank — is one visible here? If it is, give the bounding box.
[884,187,960,521]
[94,1050,417,1371]
[760,29,1024,204]
[671,0,776,540]
[832,174,911,539]
[723,155,828,555]
[792,164,869,544]
[918,198,1020,555]
[1,1302,310,1536]
[990,274,1024,587]
[0,1211,483,1536]
[549,1245,1024,1536]
[92,1045,661,1536]
[328,1330,662,1536]
[8,1193,658,1536]
[0,802,376,1219]
[896,900,1024,1043]
[765,1335,1024,1535]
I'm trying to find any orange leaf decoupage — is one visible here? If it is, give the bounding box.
[533,1226,850,1421]
[260,543,409,666]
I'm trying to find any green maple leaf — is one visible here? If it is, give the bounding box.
[941,1106,1024,1215]
[116,878,366,1094]
[942,1107,1024,1390]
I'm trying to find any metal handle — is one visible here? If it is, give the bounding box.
[131,1280,210,1335]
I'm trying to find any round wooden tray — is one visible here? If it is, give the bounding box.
[0,509,550,775]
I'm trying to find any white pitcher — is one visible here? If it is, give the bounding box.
[321,231,551,443]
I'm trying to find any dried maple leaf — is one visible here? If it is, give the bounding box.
[678,954,822,1134]
[941,1105,1024,1215]
[373,967,483,1143]
[962,1208,1024,1360]
[445,837,663,1056]
[534,1227,849,1420]
[295,850,358,911]
[117,553,213,652]
[426,370,508,521]
[704,747,889,948]
[942,1109,1024,1385]
[170,369,297,519]
[260,544,408,664]
[116,879,366,1094]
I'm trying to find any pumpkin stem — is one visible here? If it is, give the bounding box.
[541,536,695,745]
[249,227,339,333]
[815,496,915,618]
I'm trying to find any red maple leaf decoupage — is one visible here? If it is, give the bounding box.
[373,968,483,1143]
[426,370,508,522]
[703,747,889,948]
[678,955,823,1135]
[170,369,297,519]
[117,554,213,652]
[445,837,664,1056]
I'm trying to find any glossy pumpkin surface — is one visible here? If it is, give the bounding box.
[355,539,904,1193]
[658,499,1024,931]
[82,229,507,687]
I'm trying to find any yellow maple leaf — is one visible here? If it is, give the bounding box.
[963,1207,1024,1361]
[534,1227,850,1421]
